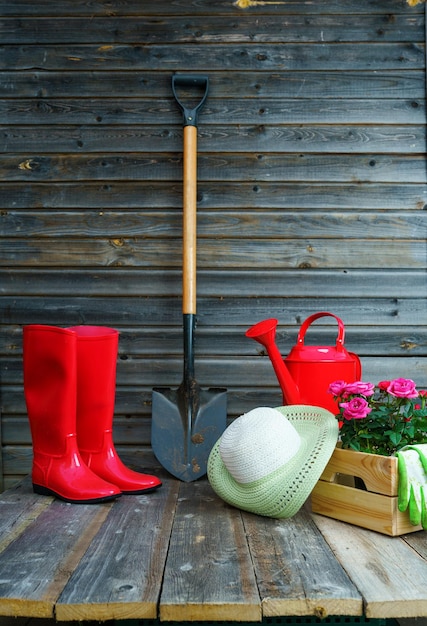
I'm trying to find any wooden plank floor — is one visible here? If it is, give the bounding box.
[159,481,261,622]
[243,510,361,618]
[312,515,427,619]
[0,475,426,622]
[55,480,179,622]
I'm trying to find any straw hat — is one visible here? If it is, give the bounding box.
[207,405,338,518]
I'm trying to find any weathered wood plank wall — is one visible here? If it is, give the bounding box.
[0,0,426,489]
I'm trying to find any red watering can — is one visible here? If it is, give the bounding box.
[246,312,362,413]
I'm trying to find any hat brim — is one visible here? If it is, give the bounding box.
[207,405,338,518]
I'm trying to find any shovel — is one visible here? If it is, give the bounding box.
[151,75,227,482]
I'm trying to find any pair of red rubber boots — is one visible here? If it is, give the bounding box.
[23,324,162,504]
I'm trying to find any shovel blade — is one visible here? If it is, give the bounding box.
[151,386,227,482]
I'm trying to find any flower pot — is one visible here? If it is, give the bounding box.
[311,447,424,536]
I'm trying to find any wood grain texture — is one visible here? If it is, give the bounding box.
[1,43,424,72]
[159,481,261,621]
[0,477,51,552]
[312,480,421,536]
[1,15,423,44]
[1,0,426,486]
[0,498,113,617]
[55,478,179,621]
[243,507,362,617]
[311,514,427,618]
[1,98,425,125]
[0,476,425,621]
[1,183,425,209]
[318,447,399,495]
[0,0,423,16]
[2,154,427,183]
[1,70,423,99]
[2,125,426,153]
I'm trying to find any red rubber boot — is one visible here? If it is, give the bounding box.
[23,325,121,503]
[70,326,162,494]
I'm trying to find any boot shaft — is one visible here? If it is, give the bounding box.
[69,326,119,452]
[23,325,78,456]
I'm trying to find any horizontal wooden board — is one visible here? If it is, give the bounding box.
[2,125,426,154]
[1,296,426,328]
[1,97,425,125]
[2,354,427,388]
[1,0,424,17]
[1,70,424,99]
[0,269,426,298]
[2,154,426,183]
[1,15,423,44]
[2,447,161,478]
[2,416,153,446]
[1,210,425,239]
[1,323,426,360]
[1,182,426,210]
[0,238,425,269]
[1,43,425,72]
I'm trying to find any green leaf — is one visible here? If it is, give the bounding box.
[389,431,402,446]
[405,424,415,438]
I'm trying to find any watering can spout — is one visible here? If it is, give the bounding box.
[245,318,301,405]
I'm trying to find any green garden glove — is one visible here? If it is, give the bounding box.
[397,444,427,529]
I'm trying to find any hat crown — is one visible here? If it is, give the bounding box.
[219,407,301,484]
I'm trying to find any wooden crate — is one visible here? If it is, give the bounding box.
[311,447,424,536]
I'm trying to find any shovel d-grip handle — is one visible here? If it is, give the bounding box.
[172,74,209,127]
[296,311,346,350]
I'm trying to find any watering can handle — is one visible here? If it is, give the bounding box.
[296,311,346,350]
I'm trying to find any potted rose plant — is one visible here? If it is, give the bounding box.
[311,378,427,535]
[328,377,427,456]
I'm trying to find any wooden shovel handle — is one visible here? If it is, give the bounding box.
[182,125,197,315]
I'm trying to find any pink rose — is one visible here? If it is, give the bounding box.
[343,381,375,397]
[339,397,372,420]
[387,378,418,399]
[328,380,348,397]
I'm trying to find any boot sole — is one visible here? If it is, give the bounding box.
[121,484,162,495]
[33,483,121,504]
